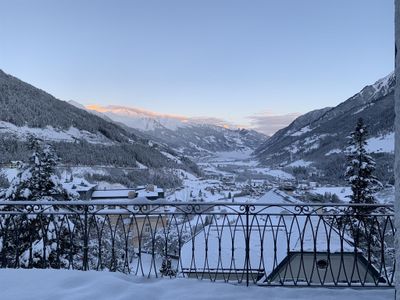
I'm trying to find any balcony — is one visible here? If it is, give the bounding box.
[0,200,394,288]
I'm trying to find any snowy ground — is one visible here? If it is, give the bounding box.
[252,168,294,180]
[312,186,352,202]
[197,149,294,181]
[0,121,113,145]
[171,150,395,206]
[199,149,255,164]
[311,186,394,204]
[365,132,394,154]
[0,269,393,300]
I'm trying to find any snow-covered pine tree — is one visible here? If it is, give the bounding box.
[86,215,132,273]
[3,136,72,201]
[344,118,383,264]
[159,256,177,277]
[0,137,78,269]
[345,118,382,211]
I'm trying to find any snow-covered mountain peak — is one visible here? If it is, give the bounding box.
[359,72,395,102]
[79,103,267,157]
[84,104,247,132]
[85,104,189,131]
[369,72,395,95]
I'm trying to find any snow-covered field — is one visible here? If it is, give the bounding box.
[311,186,394,204]
[366,132,394,153]
[203,150,254,163]
[199,150,295,181]
[312,186,352,202]
[287,159,312,167]
[253,168,294,180]
[0,121,112,144]
[198,149,259,167]
[0,269,393,300]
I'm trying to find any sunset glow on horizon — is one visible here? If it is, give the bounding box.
[0,0,393,134]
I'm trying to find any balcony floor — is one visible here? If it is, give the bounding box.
[0,269,394,300]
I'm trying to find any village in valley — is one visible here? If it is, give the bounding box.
[3,147,393,208]
[0,139,393,286]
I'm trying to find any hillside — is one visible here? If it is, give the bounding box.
[128,123,266,157]
[255,73,395,183]
[0,69,200,176]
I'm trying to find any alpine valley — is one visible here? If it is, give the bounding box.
[0,69,395,187]
[75,103,268,158]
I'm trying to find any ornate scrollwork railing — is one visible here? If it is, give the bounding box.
[0,200,394,287]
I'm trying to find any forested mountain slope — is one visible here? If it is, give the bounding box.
[255,73,395,183]
[0,69,199,175]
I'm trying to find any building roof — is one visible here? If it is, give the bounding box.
[62,180,97,193]
[180,189,355,275]
[91,186,164,200]
[91,189,136,199]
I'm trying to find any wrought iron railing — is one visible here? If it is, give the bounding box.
[0,200,395,287]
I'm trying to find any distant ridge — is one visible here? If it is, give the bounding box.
[83,104,268,158]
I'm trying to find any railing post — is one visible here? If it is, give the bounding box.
[83,205,89,271]
[245,204,250,287]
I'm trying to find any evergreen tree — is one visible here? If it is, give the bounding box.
[0,137,78,269]
[345,118,382,211]
[159,256,177,277]
[0,137,178,272]
[0,173,8,189]
[343,118,382,264]
[3,137,73,201]
[86,216,131,273]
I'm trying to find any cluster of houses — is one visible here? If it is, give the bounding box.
[63,181,167,248]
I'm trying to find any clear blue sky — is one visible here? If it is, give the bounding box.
[0,0,394,130]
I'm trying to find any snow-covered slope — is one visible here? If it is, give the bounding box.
[82,104,267,158]
[0,120,113,144]
[88,105,186,131]
[255,73,395,168]
[0,69,199,174]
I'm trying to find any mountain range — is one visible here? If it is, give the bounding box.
[73,103,267,158]
[0,68,395,185]
[0,69,199,176]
